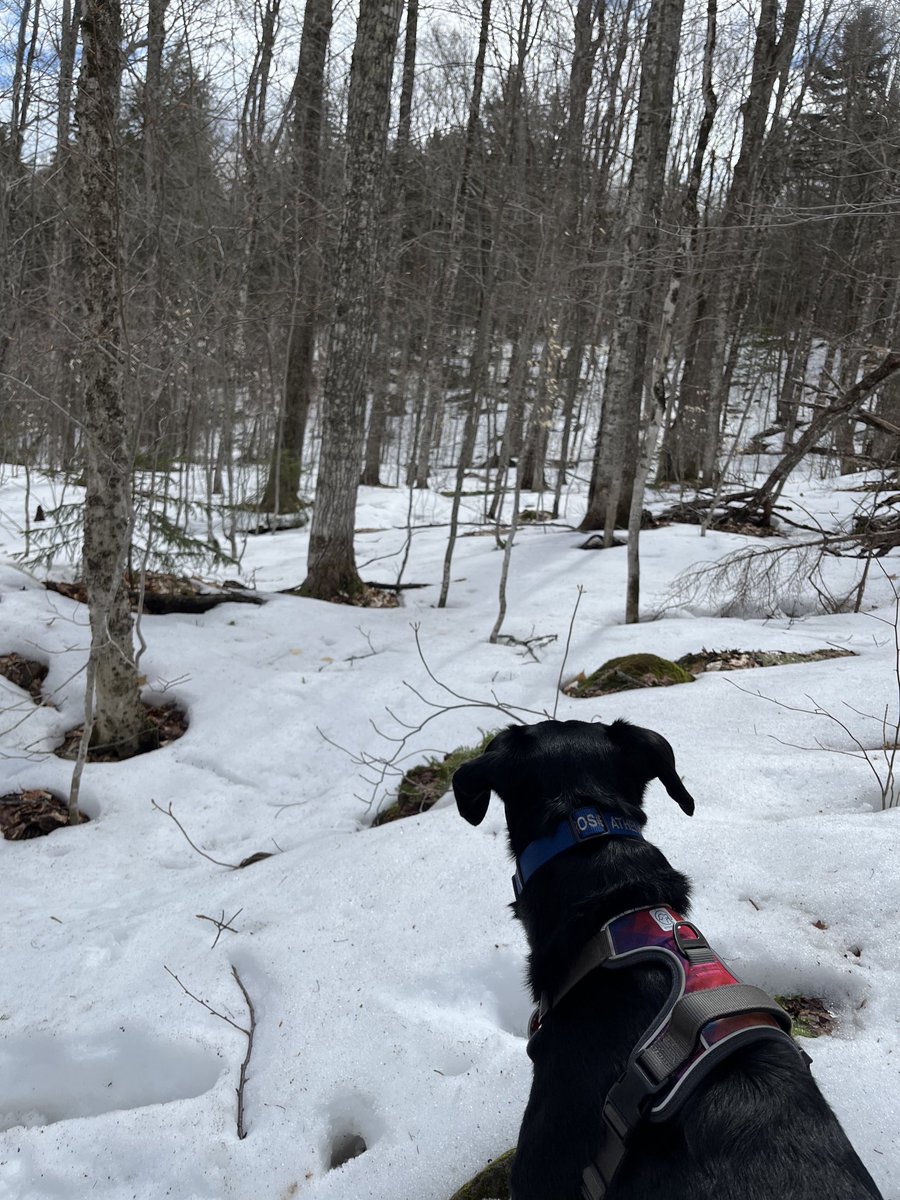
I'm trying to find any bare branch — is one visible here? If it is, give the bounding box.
[164,963,256,1140]
[231,965,256,1140]
[196,908,243,949]
[152,799,239,869]
[554,585,584,718]
[164,965,248,1035]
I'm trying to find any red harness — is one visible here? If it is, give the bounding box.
[527,906,805,1200]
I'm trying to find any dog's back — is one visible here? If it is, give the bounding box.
[453,720,884,1200]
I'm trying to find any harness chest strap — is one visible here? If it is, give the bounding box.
[526,906,806,1200]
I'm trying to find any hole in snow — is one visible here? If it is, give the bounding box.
[329,1130,367,1169]
[0,790,91,841]
[324,1091,382,1171]
[0,652,48,703]
[0,1027,221,1131]
[54,702,188,763]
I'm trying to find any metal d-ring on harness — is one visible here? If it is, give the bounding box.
[511,809,808,1200]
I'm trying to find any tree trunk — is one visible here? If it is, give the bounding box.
[262,0,332,514]
[432,0,495,605]
[580,0,685,535]
[752,352,900,515]
[654,0,717,484]
[76,0,151,756]
[664,0,804,486]
[47,0,82,448]
[361,0,419,489]
[0,0,41,388]
[302,0,404,598]
[520,325,562,492]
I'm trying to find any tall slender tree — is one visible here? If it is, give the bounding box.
[76,0,151,754]
[261,0,333,514]
[580,0,685,535]
[661,0,804,484]
[301,0,404,598]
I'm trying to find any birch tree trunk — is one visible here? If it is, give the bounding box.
[301,0,404,598]
[76,0,151,756]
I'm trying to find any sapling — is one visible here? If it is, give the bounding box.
[731,564,900,810]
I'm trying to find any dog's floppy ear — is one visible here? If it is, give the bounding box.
[452,753,495,825]
[609,720,696,816]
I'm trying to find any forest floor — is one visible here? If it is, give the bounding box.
[0,457,898,1200]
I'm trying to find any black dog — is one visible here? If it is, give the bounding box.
[453,719,883,1200]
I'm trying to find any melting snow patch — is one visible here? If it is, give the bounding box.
[0,1026,222,1130]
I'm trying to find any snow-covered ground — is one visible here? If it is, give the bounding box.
[1,461,898,1199]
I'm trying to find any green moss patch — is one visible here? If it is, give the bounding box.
[373,731,497,826]
[566,648,857,696]
[676,647,855,675]
[565,653,694,698]
[775,995,835,1038]
[448,1149,515,1200]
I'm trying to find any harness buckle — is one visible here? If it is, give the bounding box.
[673,920,716,964]
[580,1075,654,1200]
[605,1058,659,1132]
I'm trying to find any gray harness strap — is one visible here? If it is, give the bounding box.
[639,982,791,1084]
[525,906,804,1200]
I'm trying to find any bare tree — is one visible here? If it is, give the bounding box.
[580,0,685,536]
[76,0,151,755]
[261,0,333,515]
[301,0,405,598]
[662,0,805,485]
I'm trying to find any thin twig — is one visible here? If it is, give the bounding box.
[67,644,98,824]
[164,965,248,1035]
[196,908,243,950]
[728,674,898,809]
[164,964,256,1140]
[554,585,584,719]
[318,624,549,814]
[231,965,256,1141]
[411,623,546,719]
[495,631,558,662]
[152,799,239,869]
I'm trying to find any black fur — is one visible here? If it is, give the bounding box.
[453,719,883,1200]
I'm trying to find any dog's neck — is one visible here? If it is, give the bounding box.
[514,836,691,1000]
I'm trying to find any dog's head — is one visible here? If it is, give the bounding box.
[451,719,694,856]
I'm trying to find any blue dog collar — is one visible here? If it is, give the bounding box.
[512,806,644,898]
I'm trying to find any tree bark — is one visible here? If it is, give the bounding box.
[654,0,717,483]
[580,0,685,535]
[302,0,404,598]
[262,0,332,514]
[76,0,151,756]
[432,0,495,604]
[0,0,41,386]
[361,0,419,488]
[664,0,804,485]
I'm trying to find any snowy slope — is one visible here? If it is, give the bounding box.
[1,465,898,1200]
